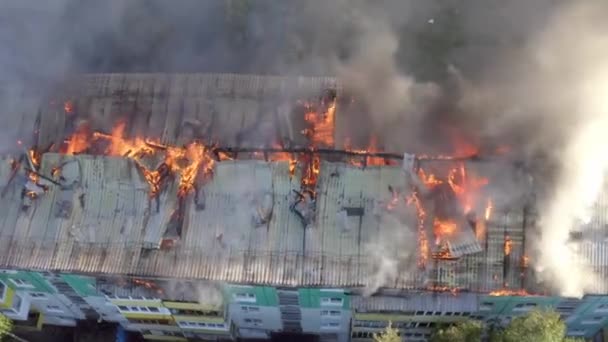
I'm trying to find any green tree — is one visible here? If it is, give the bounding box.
[430,319,482,342]
[0,314,13,341]
[373,321,401,342]
[492,310,583,342]
[0,314,29,342]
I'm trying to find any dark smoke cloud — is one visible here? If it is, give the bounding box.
[0,0,559,151]
[2,0,605,295]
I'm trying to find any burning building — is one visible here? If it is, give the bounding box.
[0,73,605,341]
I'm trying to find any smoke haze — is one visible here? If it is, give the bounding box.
[2,0,608,296]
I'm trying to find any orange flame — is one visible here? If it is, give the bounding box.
[301,100,336,189]
[432,248,457,260]
[64,100,73,114]
[175,142,213,197]
[433,218,457,245]
[343,136,396,168]
[65,121,216,198]
[28,149,40,168]
[93,121,154,158]
[302,101,335,148]
[365,136,385,166]
[65,124,90,155]
[269,142,297,176]
[489,289,530,296]
[446,163,489,214]
[418,168,443,188]
[485,198,493,221]
[521,255,530,268]
[428,285,459,296]
[504,235,513,256]
[51,166,60,178]
[408,192,429,268]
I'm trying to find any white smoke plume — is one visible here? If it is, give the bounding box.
[532,2,608,296]
[364,209,417,296]
[456,1,608,296]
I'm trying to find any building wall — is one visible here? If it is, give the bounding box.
[2,268,608,341]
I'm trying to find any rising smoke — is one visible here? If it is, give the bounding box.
[456,1,608,296]
[1,0,608,296]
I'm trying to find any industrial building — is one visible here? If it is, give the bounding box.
[0,73,606,341]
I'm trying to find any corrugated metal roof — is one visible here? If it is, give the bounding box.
[35,73,340,150]
[351,293,480,313]
[0,154,534,293]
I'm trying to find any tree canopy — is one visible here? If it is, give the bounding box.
[493,310,584,342]
[428,309,583,342]
[430,319,483,342]
[374,322,401,342]
[0,314,14,341]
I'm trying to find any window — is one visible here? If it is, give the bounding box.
[480,302,494,311]
[47,305,63,313]
[178,321,227,330]
[9,295,22,313]
[178,321,190,328]
[321,310,341,317]
[321,322,340,329]
[514,303,537,311]
[0,270,18,275]
[29,292,46,298]
[127,318,172,325]
[0,281,5,302]
[241,305,260,313]
[117,306,164,313]
[233,293,256,303]
[569,329,586,336]
[10,278,34,289]
[243,318,263,327]
[169,308,220,316]
[321,297,343,306]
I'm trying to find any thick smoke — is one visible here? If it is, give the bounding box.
[364,202,418,295]
[3,0,608,296]
[526,2,608,297]
[456,1,608,296]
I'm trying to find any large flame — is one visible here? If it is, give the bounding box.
[93,121,155,158]
[407,192,429,268]
[64,123,91,155]
[301,100,336,189]
[64,121,215,198]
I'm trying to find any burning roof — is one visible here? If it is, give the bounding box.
[0,73,542,295]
